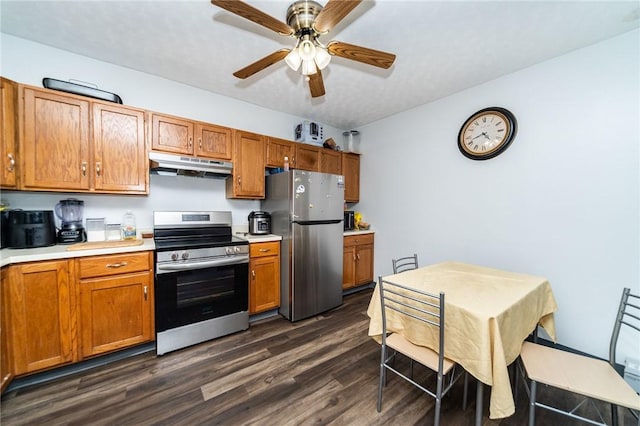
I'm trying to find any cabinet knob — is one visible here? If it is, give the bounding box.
[356,254,361,261]
[252,270,256,279]
[96,162,101,176]
[199,138,202,149]
[7,153,15,172]
[144,285,148,301]
[188,136,193,148]
[81,161,87,176]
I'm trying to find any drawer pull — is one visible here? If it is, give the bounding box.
[259,248,270,252]
[106,262,128,268]
[356,254,361,261]
[81,161,87,176]
[144,285,148,301]
[96,162,101,176]
[252,270,256,279]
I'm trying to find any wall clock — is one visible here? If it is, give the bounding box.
[457,107,517,160]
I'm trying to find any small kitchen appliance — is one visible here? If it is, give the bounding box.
[54,198,86,244]
[248,211,271,235]
[294,120,324,146]
[344,211,355,230]
[6,210,56,248]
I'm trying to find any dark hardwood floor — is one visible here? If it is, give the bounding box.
[1,289,635,425]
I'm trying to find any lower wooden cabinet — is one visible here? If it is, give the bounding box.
[77,252,154,358]
[6,260,75,375]
[1,267,14,392]
[249,241,280,314]
[343,233,374,290]
[3,251,155,380]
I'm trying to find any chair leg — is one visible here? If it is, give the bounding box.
[462,372,469,411]
[529,379,537,426]
[611,403,618,426]
[377,348,386,412]
[410,359,414,379]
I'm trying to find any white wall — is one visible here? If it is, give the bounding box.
[357,29,640,361]
[0,34,345,229]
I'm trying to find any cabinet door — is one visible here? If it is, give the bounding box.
[8,260,75,374]
[266,137,294,168]
[342,153,360,202]
[1,267,13,392]
[342,245,356,289]
[227,130,265,198]
[195,123,232,160]
[22,88,90,191]
[295,144,320,171]
[1,78,18,188]
[355,244,374,286]
[93,103,147,193]
[151,113,194,155]
[249,256,281,314]
[320,149,342,175]
[79,271,153,358]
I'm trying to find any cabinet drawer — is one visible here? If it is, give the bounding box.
[344,233,374,247]
[78,252,151,278]
[249,242,280,258]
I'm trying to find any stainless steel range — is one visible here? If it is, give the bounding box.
[153,211,249,355]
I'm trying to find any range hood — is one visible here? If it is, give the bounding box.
[149,151,233,179]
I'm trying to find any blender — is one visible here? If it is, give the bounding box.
[55,198,86,243]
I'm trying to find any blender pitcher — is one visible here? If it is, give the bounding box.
[55,198,84,225]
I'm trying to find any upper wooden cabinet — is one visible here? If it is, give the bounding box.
[151,112,232,161]
[226,130,265,199]
[320,149,342,175]
[266,137,294,168]
[1,78,18,189]
[294,144,320,171]
[93,103,147,192]
[342,153,360,203]
[20,86,148,194]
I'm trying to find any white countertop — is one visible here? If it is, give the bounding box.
[343,229,375,236]
[234,233,282,243]
[1,238,156,267]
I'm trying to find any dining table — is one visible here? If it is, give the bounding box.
[366,261,558,423]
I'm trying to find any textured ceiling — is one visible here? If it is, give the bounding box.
[1,0,639,129]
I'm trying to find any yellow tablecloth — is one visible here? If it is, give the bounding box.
[367,261,557,419]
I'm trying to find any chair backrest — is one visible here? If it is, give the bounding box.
[378,276,445,371]
[392,254,419,274]
[609,287,640,366]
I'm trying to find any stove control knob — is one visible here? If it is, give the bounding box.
[234,246,242,253]
[225,247,234,255]
[170,252,179,261]
[181,251,189,260]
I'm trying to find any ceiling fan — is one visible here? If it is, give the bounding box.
[210,0,396,98]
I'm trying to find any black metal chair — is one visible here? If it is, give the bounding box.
[520,287,640,426]
[376,276,466,426]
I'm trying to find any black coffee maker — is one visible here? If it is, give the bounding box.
[54,198,86,243]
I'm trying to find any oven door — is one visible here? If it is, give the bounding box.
[155,261,248,332]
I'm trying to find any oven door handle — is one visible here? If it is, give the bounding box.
[156,256,249,273]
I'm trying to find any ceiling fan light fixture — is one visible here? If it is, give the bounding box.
[314,45,331,70]
[298,37,316,61]
[285,47,302,71]
[301,58,317,75]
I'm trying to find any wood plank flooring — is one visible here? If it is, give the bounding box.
[1,289,636,425]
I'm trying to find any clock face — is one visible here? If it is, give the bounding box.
[458,107,517,160]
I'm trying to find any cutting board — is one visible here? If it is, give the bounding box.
[66,239,144,251]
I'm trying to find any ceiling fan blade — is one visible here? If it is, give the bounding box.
[308,69,325,98]
[328,41,396,69]
[313,0,362,34]
[211,0,294,36]
[233,49,290,79]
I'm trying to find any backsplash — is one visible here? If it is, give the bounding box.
[1,175,260,231]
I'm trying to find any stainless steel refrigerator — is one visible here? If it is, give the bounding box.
[262,170,344,321]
